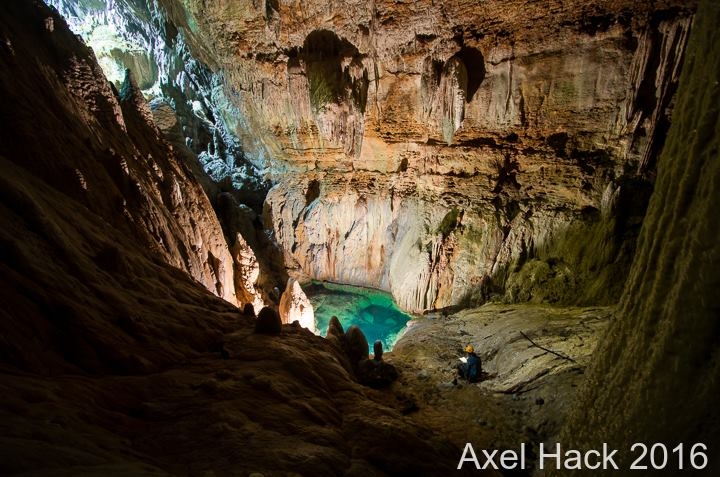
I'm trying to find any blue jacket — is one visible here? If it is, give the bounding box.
[463,352,481,382]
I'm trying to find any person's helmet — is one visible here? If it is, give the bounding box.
[465,344,474,353]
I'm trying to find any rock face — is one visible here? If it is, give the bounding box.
[45,0,268,202]
[41,0,698,312]
[559,1,720,472]
[0,3,472,475]
[231,231,266,312]
[278,277,316,332]
[0,0,254,307]
[131,0,695,311]
[391,305,612,458]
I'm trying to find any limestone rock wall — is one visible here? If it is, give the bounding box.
[172,0,695,170]
[67,0,697,311]
[0,0,257,307]
[558,1,720,471]
[46,0,269,205]
[170,0,694,311]
[265,171,537,312]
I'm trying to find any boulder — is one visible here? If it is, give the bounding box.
[357,358,399,389]
[254,307,282,335]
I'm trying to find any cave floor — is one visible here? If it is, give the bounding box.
[0,303,611,476]
[383,304,612,472]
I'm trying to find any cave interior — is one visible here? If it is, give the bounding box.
[0,0,718,476]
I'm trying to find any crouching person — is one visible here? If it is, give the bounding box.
[457,344,481,383]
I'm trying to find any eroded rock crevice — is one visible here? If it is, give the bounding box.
[624,14,693,172]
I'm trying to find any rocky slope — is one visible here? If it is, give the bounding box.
[45,0,269,204]
[0,2,469,475]
[44,0,294,305]
[388,304,612,463]
[123,0,696,312]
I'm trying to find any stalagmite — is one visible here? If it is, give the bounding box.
[278,278,316,333]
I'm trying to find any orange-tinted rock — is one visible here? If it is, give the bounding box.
[217,1,694,311]
[0,3,568,476]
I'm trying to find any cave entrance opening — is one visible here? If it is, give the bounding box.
[305,281,412,353]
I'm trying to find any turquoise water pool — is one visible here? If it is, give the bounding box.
[305,281,412,352]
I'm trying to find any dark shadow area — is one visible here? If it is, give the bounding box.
[301,29,368,112]
[452,47,486,102]
[305,178,321,207]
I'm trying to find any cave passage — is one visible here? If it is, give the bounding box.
[306,281,413,352]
